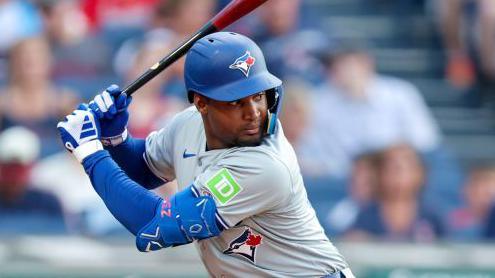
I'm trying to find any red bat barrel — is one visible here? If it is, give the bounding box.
[212,0,268,30]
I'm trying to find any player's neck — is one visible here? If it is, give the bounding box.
[204,133,229,151]
[203,121,232,151]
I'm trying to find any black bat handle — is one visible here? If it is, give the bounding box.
[122,23,217,97]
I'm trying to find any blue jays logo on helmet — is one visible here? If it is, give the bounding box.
[223,228,262,263]
[229,51,256,77]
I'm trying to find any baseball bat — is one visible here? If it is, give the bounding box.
[122,0,269,97]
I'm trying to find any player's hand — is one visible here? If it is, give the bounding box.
[88,84,132,147]
[57,104,103,162]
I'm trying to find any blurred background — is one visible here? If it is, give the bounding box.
[1,0,495,277]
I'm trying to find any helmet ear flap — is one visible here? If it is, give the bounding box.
[266,88,279,111]
[265,86,283,135]
[188,91,195,103]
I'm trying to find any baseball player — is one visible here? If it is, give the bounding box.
[57,32,354,277]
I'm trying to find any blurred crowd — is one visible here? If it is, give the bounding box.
[1,0,495,243]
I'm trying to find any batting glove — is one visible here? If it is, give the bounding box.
[88,84,132,147]
[57,104,103,162]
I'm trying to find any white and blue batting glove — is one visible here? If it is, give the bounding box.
[57,104,103,163]
[88,84,132,147]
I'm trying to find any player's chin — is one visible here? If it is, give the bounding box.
[236,133,263,147]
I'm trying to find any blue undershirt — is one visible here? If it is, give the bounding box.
[106,137,164,190]
[82,150,161,235]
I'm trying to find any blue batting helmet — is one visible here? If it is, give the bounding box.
[184,32,283,134]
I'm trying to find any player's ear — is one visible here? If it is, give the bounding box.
[194,94,208,115]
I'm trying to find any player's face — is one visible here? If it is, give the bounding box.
[197,92,268,150]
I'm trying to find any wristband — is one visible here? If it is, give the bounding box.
[101,129,128,147]
[74,140,104,162]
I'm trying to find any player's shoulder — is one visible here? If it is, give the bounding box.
[146,105,201,149]
[205,146,293,206]
[219,144,292,186]
[152,105,201,135]
[167,105,201,126]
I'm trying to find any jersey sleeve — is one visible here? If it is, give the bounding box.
[193,150,292,228]
[144,121,177,182]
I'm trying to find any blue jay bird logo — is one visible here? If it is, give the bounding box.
[229,51,256,77]
[223,228,262,263]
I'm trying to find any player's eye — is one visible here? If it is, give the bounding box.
[228,100,240,106]
[253,92,265,102]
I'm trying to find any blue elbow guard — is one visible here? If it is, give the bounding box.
[136,185,222,252]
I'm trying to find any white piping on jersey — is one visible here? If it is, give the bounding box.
[191,184,230,230]
[215,213,230,229]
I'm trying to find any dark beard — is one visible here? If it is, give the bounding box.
[232,118,267,147]
[234,128,264,147]
[235,137,263,147]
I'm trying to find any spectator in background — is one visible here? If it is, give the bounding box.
[113,0,216,100]
[278,79,349,222]
[37,0,112,83]
[81,0,161,67]
[31,150,126,236]
[0,0,43,83]
[0,126,65,234]
[81,0,159,32]
[0,0,43,52]
[278,79,312,146]
[296,43,441,179]
[325,152,378,236]
[485,202,495,239]
[0,36,78,157]
[433,0,474,89]
[345,145,443,242]
[250,0,328,84]
[434,0,495,93]
[446,164,495,241]
[123,30,186,138]
[254,0,303,41]
[153,0,216,40]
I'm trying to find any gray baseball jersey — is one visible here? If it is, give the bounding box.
[145,106,350,277]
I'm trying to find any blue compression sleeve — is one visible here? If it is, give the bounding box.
[82,150,162,235]
[107,136,164,190]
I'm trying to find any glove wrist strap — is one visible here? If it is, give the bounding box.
[101,129,128,147]
[74,140,104,162]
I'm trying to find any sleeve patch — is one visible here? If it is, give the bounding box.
[206,168,243,205]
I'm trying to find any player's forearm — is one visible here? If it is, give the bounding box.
[106,136,164,190]
[82,150,162,235]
